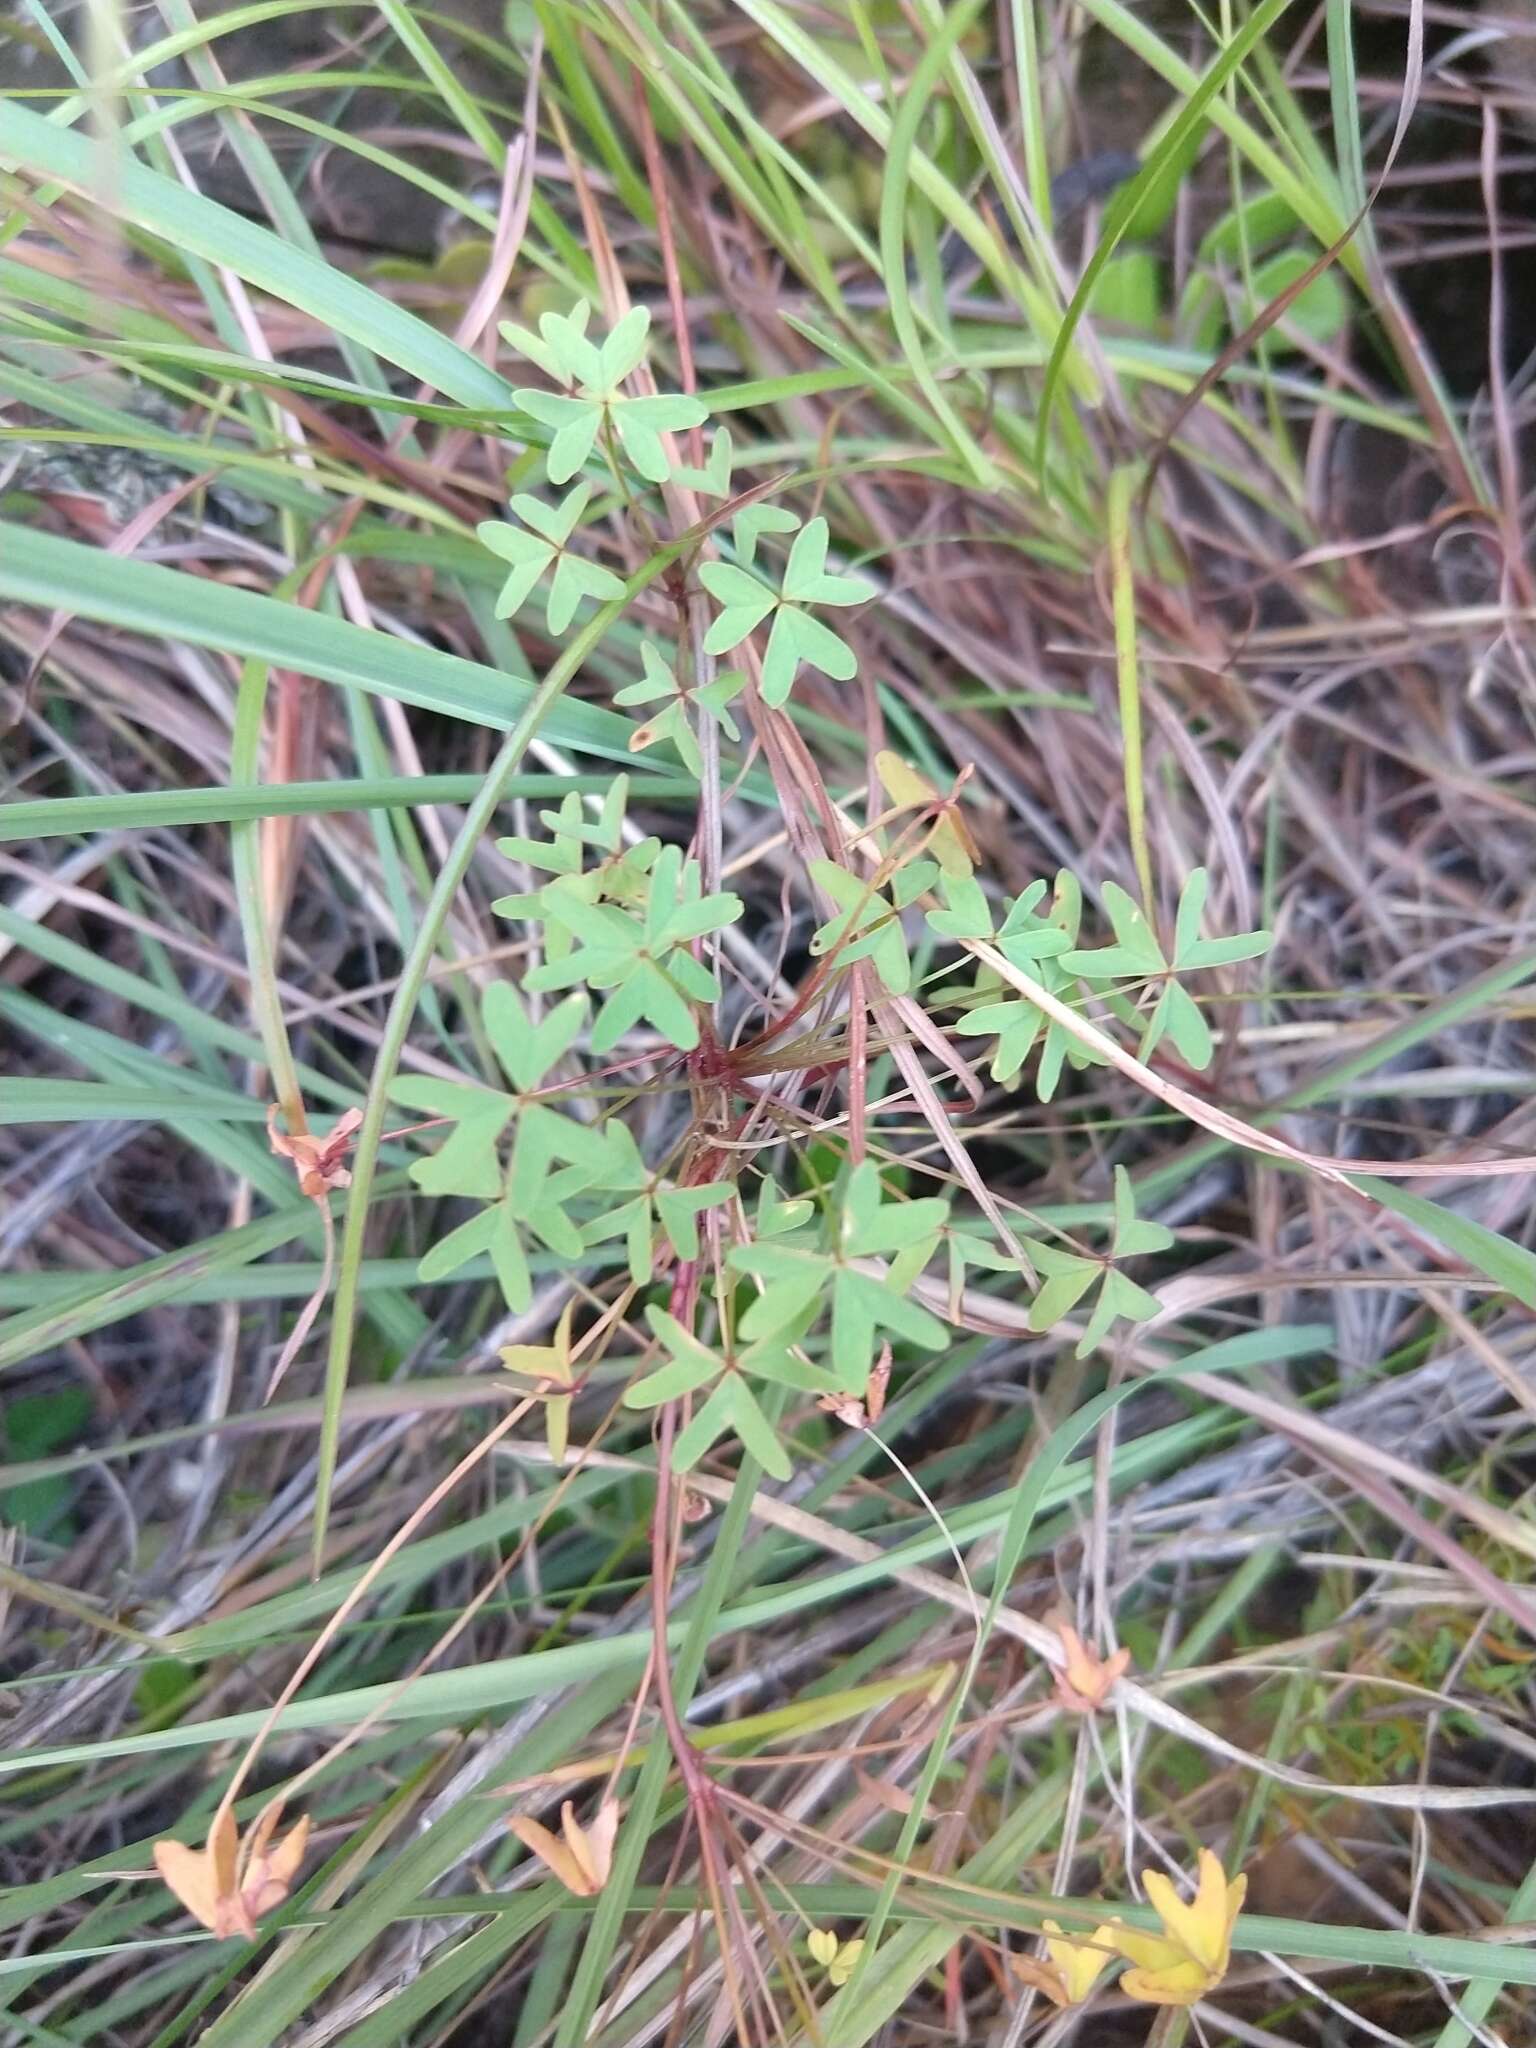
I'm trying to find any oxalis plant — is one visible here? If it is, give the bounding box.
[414,301,1271,1480]
[219,299,1273,1992]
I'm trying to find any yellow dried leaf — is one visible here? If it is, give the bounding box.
[508,1796,619,1896]
[501,1302,575,1464]
[153,1838,228,1938]
[875,749,978,878]
[807,1926,864,1985]
[1109,1848,1247,2007]
[828,1937,864,1987]
[1011,1920,1116,2008]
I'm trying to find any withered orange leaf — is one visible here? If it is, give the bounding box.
[817,1347,891,1431]
[1051,1620,1131,1713]
[508,1796,619,1896]
[153,1805,310,1940]
[267,1105,362,1201]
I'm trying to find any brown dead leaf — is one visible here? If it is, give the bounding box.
[854,1763,921,1818]
[817,1346,891,1431]
[267,1105,363,1201]
[262,1105,363,1398]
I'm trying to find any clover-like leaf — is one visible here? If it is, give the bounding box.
[761,605,856,707]
[953,996,1043,1083]
[477,481,622,631]
[947,873,1106,1099]
[483,983,586,1094]
[388,1077,513,1200]
[755,1179,815,1238]
[514,389,605,485]
[731,1161,951,1394]
[499,298,594,386]
[925,871,998,941]
[779,517,869,607]
[477,519,555,622]
[547,549,626,634]
[497,777,631,877]
[506,301,706,488]
[840,1160,948,1262]
[419,1195,536,1312]
[808,858,939,996]
[1172,867,1272,969]
[626,1311,721,1402]
[673,1376,788,1478]
[626,1306,833,1480]
[655,1182,734,1261]
[614,642,744,776]
[1026,1168,1172,1356]
[1110,1162,1175,1258]
[577,1133,733,1284]
[733,502,799,571]
[699,561,777,651]
[944,1224,1019,1318]
[611,394,709,483]
[1060,870,1270,1071]
[671,426,734,497]
[507,1100,610,1220]
[525,848,741,1053]
[595,304,651,388]
[1063,880,1164,978]
[510,483,591,547]
[699,512,864,708]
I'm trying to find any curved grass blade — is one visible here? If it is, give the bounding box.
[0,98,513,409]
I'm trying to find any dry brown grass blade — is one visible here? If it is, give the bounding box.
[966,939,1536,1183]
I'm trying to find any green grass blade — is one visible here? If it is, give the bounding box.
[0,98,513,408]
[1353,1178,1536,1312]
[1035,0,1296,473]
[878,0,1002,487]
[0,1081,269,1124]
[0,773,697,842]
[0,523,648,761]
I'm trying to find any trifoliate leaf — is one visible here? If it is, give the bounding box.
[671,426,733,496]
